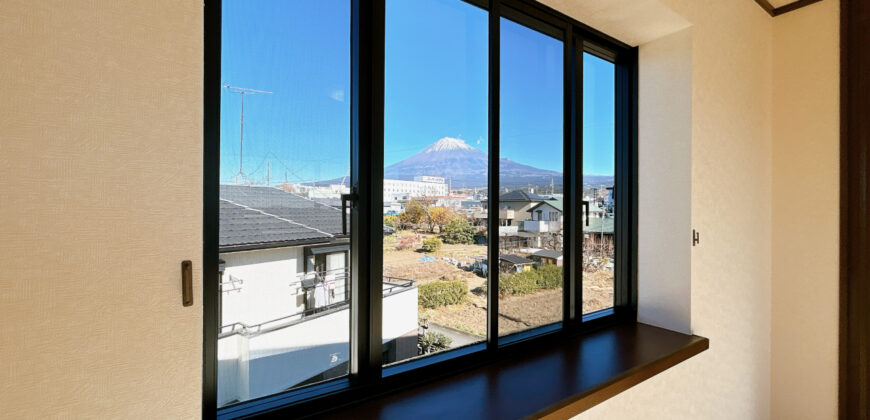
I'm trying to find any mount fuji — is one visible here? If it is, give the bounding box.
[384,137,562,189]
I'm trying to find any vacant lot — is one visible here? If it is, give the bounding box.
[383,231,614,339]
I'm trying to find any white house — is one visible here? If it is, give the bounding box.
[217,185,418,406]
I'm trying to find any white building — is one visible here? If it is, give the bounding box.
[383,177,448,201]
[218,185,419,406]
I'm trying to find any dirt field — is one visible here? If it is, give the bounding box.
[383,232,615,338]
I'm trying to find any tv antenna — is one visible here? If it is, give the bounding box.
[224,85,273,184]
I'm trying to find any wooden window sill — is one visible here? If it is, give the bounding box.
[320,322,708,419]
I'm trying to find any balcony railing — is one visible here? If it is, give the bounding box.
[523,220,562,233]
[219,271,416,338]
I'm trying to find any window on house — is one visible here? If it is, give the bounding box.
[207,0,636,416]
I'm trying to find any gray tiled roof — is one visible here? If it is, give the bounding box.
[220,185,345,249]
[482,190,550,204]
[531,249,563,259]
[499,190,547,202]
[499,254,535,265]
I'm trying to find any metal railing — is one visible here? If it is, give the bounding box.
[220,274,417,338]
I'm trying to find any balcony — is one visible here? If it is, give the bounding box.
[217,271,418,406]
[523,219,561,233]
[472,209,516,220]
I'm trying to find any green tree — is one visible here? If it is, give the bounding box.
[441,218,476,244]
[384,214,398,228]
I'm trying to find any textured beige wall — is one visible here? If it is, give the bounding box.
[636,27,693,335]
[574,0,775,418]
[771,1,839,419]
[0,1,203,418]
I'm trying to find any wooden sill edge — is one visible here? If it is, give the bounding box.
[534,335,710,419]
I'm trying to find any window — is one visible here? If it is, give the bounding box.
[204,0,637,417]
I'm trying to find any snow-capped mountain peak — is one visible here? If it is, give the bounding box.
[422,137,476,153]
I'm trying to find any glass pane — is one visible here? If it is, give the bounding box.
[383,0,488,364]
[582,52,615,314]
[498,17,564,337]
[218,0,351,407]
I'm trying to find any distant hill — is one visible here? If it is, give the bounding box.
[317,137,613,188]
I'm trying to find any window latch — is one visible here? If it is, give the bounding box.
[693,229,700,246]
[340,191,358,235]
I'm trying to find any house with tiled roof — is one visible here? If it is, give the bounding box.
[217,185,418,405]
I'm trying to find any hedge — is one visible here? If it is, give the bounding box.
[535,264,563,290]
[498,270,540,295]
[498,265,563,296]
[418,280,467,308]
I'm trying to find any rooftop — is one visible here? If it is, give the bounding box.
[529,198,564,212]
[220,184,346,250]
[499,254,535,265]
[531,249,563,259]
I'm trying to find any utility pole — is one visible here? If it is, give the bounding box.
[266,161,270,186]
[223,85,273,184]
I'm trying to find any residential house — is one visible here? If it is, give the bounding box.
[478,190,551,227]
[217,185,418,406]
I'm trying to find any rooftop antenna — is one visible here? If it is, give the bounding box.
[224,85,273,184]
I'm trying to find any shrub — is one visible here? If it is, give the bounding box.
[420,331,452,353]
[421,237,442,253]
[535,264,563,290]
[384,215,398,228]
[441,218,476,244]
[498,270,540,296]
[418,280,467,308]
[395,235,419,251]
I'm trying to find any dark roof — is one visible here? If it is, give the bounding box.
[499,254,535,265]
[531,249,563,259]
[220,185,345,250]
[499,190,547,202]
[309,197,342,208]
[482,190,548,204]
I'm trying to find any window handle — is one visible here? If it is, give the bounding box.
[582,200,590,227]
[340,191,358,235]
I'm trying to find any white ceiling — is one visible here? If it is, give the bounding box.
[538,0,691,46]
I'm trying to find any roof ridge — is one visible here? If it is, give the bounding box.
[220,198,335,238]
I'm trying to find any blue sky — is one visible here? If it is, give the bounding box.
[220,0,615,185]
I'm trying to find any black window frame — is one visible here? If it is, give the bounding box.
[203,0,637,417]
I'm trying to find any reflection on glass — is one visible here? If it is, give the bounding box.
[382,0,488,365]
[497,17,564,337]
[582,52,615,314]
[217,0,351,407]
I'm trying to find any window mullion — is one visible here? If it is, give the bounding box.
[486,0,501,350]
[563,27,580,329]
[350,0,385,382]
